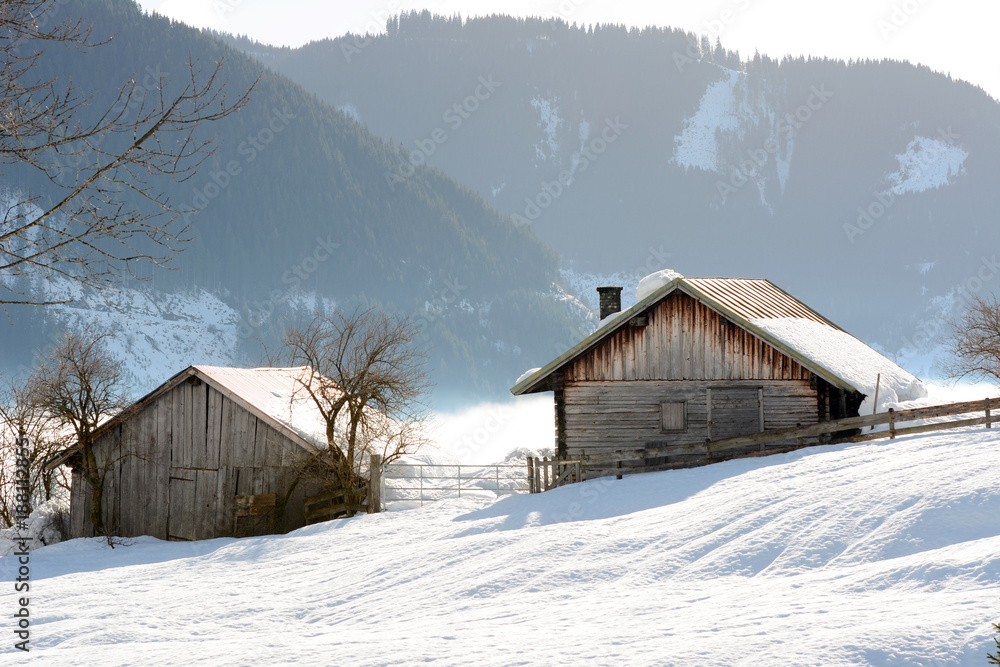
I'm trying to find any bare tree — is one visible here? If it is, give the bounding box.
[0,0,254,306]
[0,377,69,526]
[25,326,130,537]
[943,294,1000,385]
[283,308,430,501]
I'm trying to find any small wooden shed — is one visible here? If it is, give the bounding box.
[50,365,334,541]
[512,275,920,470]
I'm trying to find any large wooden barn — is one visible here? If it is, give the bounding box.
[50,365,335,541]
[512,274,921,468]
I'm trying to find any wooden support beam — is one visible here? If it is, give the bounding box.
[368,454,382,514]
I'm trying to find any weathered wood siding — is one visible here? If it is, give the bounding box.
[70,382,319,541]
[567,291,812,382]
[556,291,825,467]
[563,380,819,460]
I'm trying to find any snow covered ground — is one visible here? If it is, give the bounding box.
[3,385,1000,665]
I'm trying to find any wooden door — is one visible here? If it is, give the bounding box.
[707,387,763,440]
[167,469,196,541]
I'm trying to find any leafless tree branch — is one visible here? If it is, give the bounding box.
[283,307,431,506]
[943,294,1000,385]
[0,0,255,307]
[24,325,131,539]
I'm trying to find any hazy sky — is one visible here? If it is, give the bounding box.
[136,0,1000,101]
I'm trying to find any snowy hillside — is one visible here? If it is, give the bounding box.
[4,392,1000,665]
[672,66,794,209]
[884,134,968,195]
[21,276,245,395]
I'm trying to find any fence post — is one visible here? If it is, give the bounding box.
[367,454,382,514]
[987,398,992,429]
[535,460,542,493]
[616,452,622,480]
[888,408,896,439]
[543,456,550,491]
[527,457,535,493]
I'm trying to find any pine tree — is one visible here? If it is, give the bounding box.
[989,621,1000,665]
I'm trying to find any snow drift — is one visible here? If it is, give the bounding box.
[3,412,999,665]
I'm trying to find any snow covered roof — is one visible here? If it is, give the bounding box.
[48,365,332,469]
[512,275,922,402]
[193,365,329,449]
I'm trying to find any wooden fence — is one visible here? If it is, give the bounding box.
[545,397,1000,486]
[303,455,383,524]
[526,457,583,493]
[303,487,367,524]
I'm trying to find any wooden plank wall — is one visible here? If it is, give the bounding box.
[563,379,818,459]
[567,291,812,383]
[71,381,322,541]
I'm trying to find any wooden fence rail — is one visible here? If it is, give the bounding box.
[303,455,384,524]
[303,487,367,525]
[526,457,583,493]
[564,396,1000,483]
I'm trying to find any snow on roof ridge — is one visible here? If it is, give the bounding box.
[193,364,311,373]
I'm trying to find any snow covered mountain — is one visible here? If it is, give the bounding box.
[264,14,1000,360]
[0,2,589,403]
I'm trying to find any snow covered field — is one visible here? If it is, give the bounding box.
[3,387,1000,665]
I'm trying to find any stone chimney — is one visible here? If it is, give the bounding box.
[596,286,623,320]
